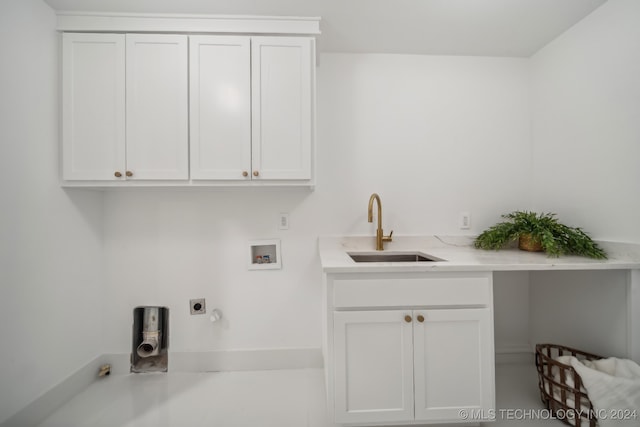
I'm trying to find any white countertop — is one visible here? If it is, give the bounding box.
[318,235,640,273]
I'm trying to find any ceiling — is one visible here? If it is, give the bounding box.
[43,0,608,57]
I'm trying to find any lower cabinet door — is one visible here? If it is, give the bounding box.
[413,308,495,422]
[333,310,414,424]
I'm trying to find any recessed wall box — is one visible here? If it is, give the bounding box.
[131,306,169,373]
[249,239,282,270]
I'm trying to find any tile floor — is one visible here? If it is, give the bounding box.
[38,364,568,427]
[38,369,331,427]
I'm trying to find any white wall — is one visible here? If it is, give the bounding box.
[530,270,628,357]
[493,272,531,355]
[101,53,532,354]
[531,0,640,243]
[526,0,640,359]
[0,0,104,423]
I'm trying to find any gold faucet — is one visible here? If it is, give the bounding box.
[368,193,393,250]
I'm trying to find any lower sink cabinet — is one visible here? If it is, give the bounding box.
[333,308,494,425]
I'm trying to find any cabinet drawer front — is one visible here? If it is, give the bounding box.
[333,274,492,308]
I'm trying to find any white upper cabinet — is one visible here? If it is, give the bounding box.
[190,36,314,182]
[189,36,251,180]
[61,27,315,186]
[126,34,189,180]
[251,37,313,181]
[62,33,189,182]
[62,33,125,181]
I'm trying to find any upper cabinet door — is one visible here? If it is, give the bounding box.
[190,36,251,180]
[251,37,313,180]
[62,33,126,181]
[126,34,189,180]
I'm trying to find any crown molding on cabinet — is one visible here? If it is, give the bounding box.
[55,12,321,35]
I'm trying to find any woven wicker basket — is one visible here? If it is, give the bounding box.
[535,344,602,427]
[518,233,543,252]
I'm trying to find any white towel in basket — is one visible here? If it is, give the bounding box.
[545,355,591,411]
[544,356,590,417]
[554,355,589,390]
[569,356,640,427]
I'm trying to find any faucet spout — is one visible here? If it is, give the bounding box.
[367,193,393,251]
[368,193,382,229]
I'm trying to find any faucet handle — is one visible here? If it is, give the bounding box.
[383,230,393,242]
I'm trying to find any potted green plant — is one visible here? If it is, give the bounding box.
[474,211,607,259]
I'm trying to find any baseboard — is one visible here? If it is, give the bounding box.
[101,347,323,374]
[495,345,534,364]
[1,348,323,427]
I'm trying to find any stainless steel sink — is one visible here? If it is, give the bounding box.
[348,252,443,263]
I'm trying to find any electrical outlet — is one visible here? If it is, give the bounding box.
[189,298,206,315]
[279,213,289,230]
[459,212,471,230]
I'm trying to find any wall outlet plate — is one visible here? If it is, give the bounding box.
[278,213,289,230]
[459,212,471,229]
[190,298,206,315]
